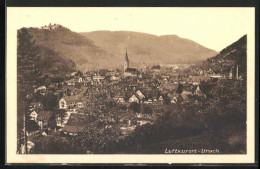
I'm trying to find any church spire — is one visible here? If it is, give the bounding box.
[124,50,129,71]
[125,50,129,61]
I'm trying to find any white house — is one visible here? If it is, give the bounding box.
[114,94,125,103]
[59,96,83,110]
[135,90,145,100]
[29,111,38,121]
[129,94,140,103]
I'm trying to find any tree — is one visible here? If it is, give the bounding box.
[75,70,83,77]
[51,76,64,84]
[130,102,141,113]
[41,94,58,111]
[17,28,41,138]
[17,28,41,92]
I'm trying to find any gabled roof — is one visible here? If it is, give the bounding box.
[61,96,79,102]
[181,90,193,95]
[65,113,95,127]
[130,93,140,100]
[182,83,193,91]
[62,125,84,133]
[181,94,189,101]
[37,111,53,121]
[159,82,179,91]
[114,93,125,99]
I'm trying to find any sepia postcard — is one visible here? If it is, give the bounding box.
[6,7,256,164]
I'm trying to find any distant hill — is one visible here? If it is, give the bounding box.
[23,25,217,72]
[197,35,247,76]
[81,31,218,68]
[25,25,114,72]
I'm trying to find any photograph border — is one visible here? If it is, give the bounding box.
[3,0,259,166]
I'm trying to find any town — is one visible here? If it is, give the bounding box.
[17,49,242,154]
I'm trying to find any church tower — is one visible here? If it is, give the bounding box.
[124,50,129,71]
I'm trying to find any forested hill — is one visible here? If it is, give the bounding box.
[81,31,217,67]
[18,27,77,76]
[197,35,247,76]
[23,25,113,72]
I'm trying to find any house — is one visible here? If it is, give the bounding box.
[93,74,105,82]
[144,90,160,104]
[66,79,75,86]
[128,88,148,103]
[70,71,78,77]
[62,126,84,136]
[193,85,203,95]
[29,102,43,110]
[37,111,53,130]
[78,77,84,83]
[167,91,179,104]
[110,75,120,81]
[29,111,38,121]
[124,68,138,77]
[144,98,152,104]
[59,96,83,110]
[76,102,84,108]
[170,96,178,104]
[129,94,140,103]
[159,82,179,92]
[114,93,125,103]
[61,113,95,136]
[180,90,193,103]
[181,90,193,95]
[135,89,145,100]
[158,95,164,104]
[35,86,47,95]
[211,75,223,81]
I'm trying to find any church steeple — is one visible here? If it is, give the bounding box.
[124,50,129,71]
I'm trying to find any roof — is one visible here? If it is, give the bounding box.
[159,82,179,91]
[71,72,78,76]
[65,113,95,127]
[145,90,159,99]
[37,111,53,121]
[61,96,79,102]
[114,93,125,98]
[130,93,140,100]
[37,86,46,90]
[181,90,193,95]
[181,94,189,101]
[62,125,84,133]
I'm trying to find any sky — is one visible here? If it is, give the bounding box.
[8,7,255,51]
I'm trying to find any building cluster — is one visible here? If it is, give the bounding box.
[40,23,69,30]
[21,51,215,153]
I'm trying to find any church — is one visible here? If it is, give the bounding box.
[123,51,138,77]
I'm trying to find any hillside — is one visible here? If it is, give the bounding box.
[25,26,114,71]
[81,31,218,67]
[197,35,247,76]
